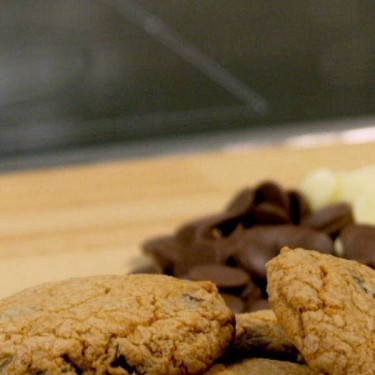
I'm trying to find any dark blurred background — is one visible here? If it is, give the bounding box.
[1,0,375,170]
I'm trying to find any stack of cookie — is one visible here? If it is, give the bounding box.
[2,247,374,374]
[208,247,375,375]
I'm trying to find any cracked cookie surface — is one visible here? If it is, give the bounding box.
[0,274,235,375]
[267,247,375,375]
[204,358,317,374]
[232,310,302,362]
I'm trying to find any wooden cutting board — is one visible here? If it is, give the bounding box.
[0,141,374,298]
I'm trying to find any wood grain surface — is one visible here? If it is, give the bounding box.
[0,142,374,298]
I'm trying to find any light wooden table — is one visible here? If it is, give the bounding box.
[0,142,374,298]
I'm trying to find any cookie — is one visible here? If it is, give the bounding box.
[0,274,235,375]
[204,358,317,375]
[267,247,375,375]
[232,310,301,361]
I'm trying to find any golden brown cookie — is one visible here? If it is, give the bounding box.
[232,310,302,361]
[267,247,375,375]
[0,274,235,375]
[204,358,317,375]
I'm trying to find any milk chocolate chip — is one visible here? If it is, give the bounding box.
[301,203,353,237]
[175,221,200,245]
[142,236,179,273]
[235,241,274,281]
[340,225,375,267]
[188,264,250,290]
[173,241,221,277]
[195,213,240,240]
[221,293,246,313]
[234,225,333,280]
[245,297,270,312]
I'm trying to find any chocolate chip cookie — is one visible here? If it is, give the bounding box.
[267,247,375,375]
[232,310,301,362]
[0,274,235,375]
[204,358,317,375]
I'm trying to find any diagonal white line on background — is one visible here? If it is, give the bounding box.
[101,0,270,116]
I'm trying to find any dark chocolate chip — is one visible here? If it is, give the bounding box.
[341,225,375,267]
[254,181,290,213]
[301,203,353,238]
[232,225,285,280]
[218,226,247,262]
[225,188,255,216]
[195,223,244,264]
[140,184,349,320]
[175,215,244,268]
[251,202,290,225]
[187,264,250,289]
[288,190,311,224]
[221,293,246,313]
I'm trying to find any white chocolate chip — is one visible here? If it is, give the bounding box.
[300,169,339,210]
[334,237,345,257]
[354,191,375,225]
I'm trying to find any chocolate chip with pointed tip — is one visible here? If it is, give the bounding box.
[142,235,180,272]
[225,188,255,216]
[287,190,311,224]
[254,181,290,213]
[195,213,240,240]
[251,203,290,225]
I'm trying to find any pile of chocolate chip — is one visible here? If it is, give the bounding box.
[139,181,375,313]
